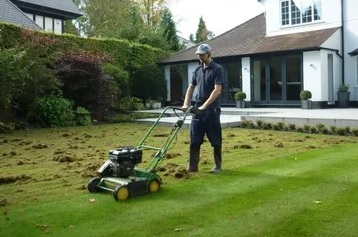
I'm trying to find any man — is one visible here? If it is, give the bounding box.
[181,43,224,173]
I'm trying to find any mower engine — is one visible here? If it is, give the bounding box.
[98,146,142,178]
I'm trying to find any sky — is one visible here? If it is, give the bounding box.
[168,0,265,39]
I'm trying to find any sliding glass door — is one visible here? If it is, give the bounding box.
[252,55,302,104]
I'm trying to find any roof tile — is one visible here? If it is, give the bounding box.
[161,13,339,64]
[0,0,41,30]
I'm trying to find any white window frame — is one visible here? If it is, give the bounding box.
[280,0,322,27]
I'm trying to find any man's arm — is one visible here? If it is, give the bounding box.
[199,84,222,110]
[182,84,195,111]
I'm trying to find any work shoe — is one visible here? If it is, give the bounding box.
[187,144,200,173]
[210,146,222,174]
[209,167,221,174]
[186,168,198,172]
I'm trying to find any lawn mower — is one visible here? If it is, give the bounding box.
[87,106,196,201]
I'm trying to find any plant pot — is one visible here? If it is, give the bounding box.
[236,101,245,108]
[337,91,350,108]
[145,103,152,109]
[301,100,312,110]
[151,102,161,109]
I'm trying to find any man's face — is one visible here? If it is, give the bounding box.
[198,53,210,64]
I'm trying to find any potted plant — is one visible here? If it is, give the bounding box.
[234,91,246,108]
[300,90,312,109]
[337,83,350,108]
[145,98,153,109]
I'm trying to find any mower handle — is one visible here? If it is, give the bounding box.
[169,106,202,115]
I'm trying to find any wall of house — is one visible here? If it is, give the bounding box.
[262,0,342,37]
[164,66,171,101]
[188,62,199,101]
[344,0,358,101]
[302,49,342,103]
[242,57,251,101]
[319,49,342,102]
[261,0,358,103]
[23,12,63,34]
[303,51,321,100]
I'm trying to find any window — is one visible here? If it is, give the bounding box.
[281,0,322,26]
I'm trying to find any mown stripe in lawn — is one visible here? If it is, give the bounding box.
[128,144,358,236]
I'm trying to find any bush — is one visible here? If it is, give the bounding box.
[288,124,296,130]
[256,119,264,128]
[0,122,15,134]
[55,51,119,120]
[74,107,91,126]
[338,84,349,92]
[131,64,167,103]
[352,128,358,136]
[35,96,74,127]
[235,91,246,101]
[117,96,145,112]
[300,90,312,100]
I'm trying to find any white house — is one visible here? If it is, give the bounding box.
[160,0,358,108]
[0,0,82,34]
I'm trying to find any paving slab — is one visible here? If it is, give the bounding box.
[135,107,358,128]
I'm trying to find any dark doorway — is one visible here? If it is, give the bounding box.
[170,65,187,104]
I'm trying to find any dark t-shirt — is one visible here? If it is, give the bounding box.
[191,60,224,108]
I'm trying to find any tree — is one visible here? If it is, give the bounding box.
[71,0,138,38]
[135,0,169,29]
[160,8,181,51]
[72,0,175,50]
[63,20,80,35]
[194,16,209,43]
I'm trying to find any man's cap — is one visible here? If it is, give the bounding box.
[195,43,212,54]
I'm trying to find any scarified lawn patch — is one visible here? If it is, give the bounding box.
[0,123,357,237]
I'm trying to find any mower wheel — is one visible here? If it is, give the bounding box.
[113,185,129,201]
[148,179,161,193]
[87,177,101,193]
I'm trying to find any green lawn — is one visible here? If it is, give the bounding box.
[0,123,357,237]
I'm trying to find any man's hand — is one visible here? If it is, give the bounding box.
[181,105,189,112]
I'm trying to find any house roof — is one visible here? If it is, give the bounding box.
[0,0,41,30]
[349,48,358,56]
[160,13,340,64]
[10,0,82,19]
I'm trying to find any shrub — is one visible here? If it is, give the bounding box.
[288,124,296,130]
[277,122,285,130]
[300,90,312,100]
[263,122,272,130]
[34,96,74,127]
[240,120,255,128]
[315,123,326,133]
[336,127,347,136]
[0,122,15,134]
[117,96,145,112]
[74,107,91,126]
[131,64,167,103]
[338,84,349,92]
[352,128,358,136]
[235,91,246,101]
[256,119,264,128]
[55,51,119,120]
[303,125,311,133]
